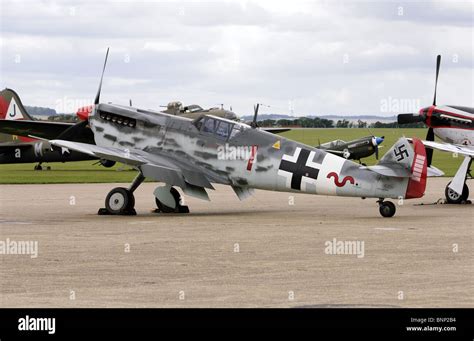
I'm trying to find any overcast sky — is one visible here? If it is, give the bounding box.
[0,0,472,117]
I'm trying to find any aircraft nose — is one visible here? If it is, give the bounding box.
[374,136,384,146]
[419,107,430,119]
[76,105,93,121]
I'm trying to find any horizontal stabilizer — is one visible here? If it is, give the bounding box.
[427,165,444,177]
[359,164,411,178]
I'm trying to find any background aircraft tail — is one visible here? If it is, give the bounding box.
[0,88,33,121]
[0,88,36,142]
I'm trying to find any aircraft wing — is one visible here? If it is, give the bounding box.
[0,120,74,139]
[410,139,474,158]
[261,128,291,134]
[321,149,345,155]
[49,140,217,193]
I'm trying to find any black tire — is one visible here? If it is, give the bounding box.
[155,187,181,213]
[445,181,469,204]
[105,187,135,214]
[379,201,396,218]
[34,165,42,171]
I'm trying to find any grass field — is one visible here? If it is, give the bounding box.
[0,128,461,184]
[280,128,462,176]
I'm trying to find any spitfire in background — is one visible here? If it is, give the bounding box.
[397,55,473,204]
[317,135,384,163]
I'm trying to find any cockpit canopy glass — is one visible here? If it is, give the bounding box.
[195,116,245,140]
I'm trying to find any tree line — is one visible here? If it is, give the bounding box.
[260,117,425,128]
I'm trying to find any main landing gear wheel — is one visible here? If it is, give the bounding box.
[99,173,144,216]
[100,187,136,215]
[155,187,189,214]
[34,164,42,171]
[445,181,469,204]
[378,201,396,218]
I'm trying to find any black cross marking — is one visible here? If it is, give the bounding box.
[279,148,320,190]
[394,144,409,161]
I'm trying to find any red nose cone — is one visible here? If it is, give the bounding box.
[419,106,435,127]
[76,105,93,121]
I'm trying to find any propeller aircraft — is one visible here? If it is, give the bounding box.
[397,55,473,203]
[12,48,431,218]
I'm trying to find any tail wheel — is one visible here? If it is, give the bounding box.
[445,181,469,204]
[379,201,396,218]
[155,187,189,213]
[105,187,135,214]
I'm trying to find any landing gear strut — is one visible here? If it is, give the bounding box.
[444,157,471,204]
[154,186,189,214]
[33,163,51,171]
[99,172,145,215]
[377,199,396,218]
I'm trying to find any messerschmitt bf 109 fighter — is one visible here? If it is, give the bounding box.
[21,49,428,218]
[398,55,473,204]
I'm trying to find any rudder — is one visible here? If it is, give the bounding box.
[405,138,428,199]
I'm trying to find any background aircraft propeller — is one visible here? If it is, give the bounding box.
[397,55,442,166]
[373,136,384,160]
[251,103,260,128]
[433,54,441,106]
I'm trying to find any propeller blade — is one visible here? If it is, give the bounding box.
[251,103,259,128]
[433,54,441,106]
[375,145,379,160]
[426,127,434,167]
[94,47,110,105]
[426,127,434,141]
[397,113,424,125]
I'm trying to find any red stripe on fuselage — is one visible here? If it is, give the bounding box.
[247,145,258,171]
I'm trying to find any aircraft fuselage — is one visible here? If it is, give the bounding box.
[89,104,412,200]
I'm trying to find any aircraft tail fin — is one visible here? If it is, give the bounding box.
[0,88,33,121]
[376,137,427,198]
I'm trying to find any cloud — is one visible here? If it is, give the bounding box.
[0,0,472,116]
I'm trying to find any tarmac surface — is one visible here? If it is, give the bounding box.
[0,178,472,307]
